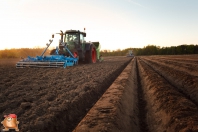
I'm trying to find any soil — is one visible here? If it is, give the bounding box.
[1,55,198,132]
[137,56,198,132]
[0,57,131,132]
[74,55,198,132]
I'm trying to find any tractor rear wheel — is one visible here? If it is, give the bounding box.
[85,45,97,63]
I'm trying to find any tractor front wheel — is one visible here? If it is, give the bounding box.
[85,45,97,63]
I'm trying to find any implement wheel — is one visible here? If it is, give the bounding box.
[85,45,97,63]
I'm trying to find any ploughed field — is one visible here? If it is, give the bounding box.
[0,57,131,132]
[1,55,198,132]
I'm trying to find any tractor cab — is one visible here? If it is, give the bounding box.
[63,30,86,51]
[57,30,86,57]
[64,30,86,45]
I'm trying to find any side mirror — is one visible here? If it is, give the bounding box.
[52,34,54,38]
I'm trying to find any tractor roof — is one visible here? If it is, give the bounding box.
[66,30,86,37]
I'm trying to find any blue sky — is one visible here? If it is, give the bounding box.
[0,0,198,50]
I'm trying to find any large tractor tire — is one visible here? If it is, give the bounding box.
[85,44,97,63]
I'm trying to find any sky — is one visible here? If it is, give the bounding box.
[0,0,198,51]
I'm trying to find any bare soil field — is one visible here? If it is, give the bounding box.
[74,55,198,132]
[0,57,131,132]
[1,55,198,132]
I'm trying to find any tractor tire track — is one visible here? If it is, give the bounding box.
[136,58,149,132]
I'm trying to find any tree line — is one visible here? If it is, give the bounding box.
[133,44,198,56]
[0,48,49,58]
[100,44,198,56]
[0,44,198,58]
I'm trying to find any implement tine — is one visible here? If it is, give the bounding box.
[16,61,65,68]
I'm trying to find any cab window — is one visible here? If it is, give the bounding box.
[80,34,84,44]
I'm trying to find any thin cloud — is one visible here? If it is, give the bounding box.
[126,0,145,8]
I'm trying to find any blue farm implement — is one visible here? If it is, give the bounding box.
[16,29,101,68]
[16,55,78,68]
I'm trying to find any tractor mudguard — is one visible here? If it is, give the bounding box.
[92,42,100,60]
